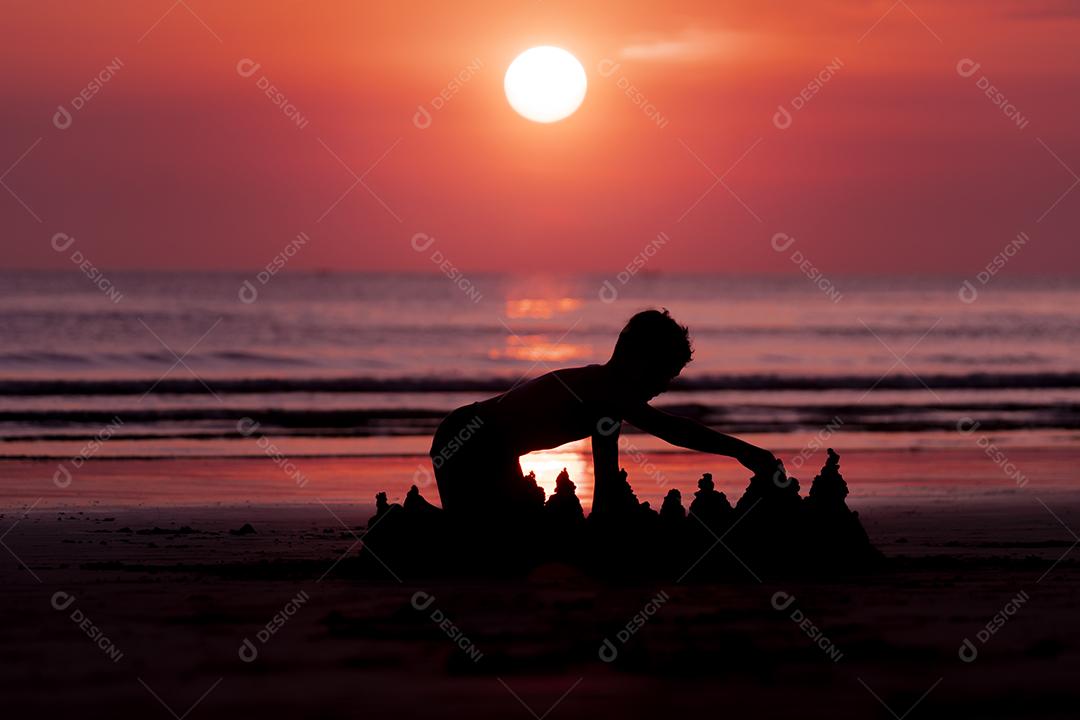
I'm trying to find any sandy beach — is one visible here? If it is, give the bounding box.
[3,450,1078,719]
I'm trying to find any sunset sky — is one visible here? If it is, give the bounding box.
[3,0,1078,274]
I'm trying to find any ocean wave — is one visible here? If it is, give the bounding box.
[1,400,1077,440]
[0,349,320,368]
[3,372,1080,396]
[0,351,96,366]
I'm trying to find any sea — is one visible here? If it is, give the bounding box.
[2,270,1078,461]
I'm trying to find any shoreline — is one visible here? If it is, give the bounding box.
[1,444,1075,512]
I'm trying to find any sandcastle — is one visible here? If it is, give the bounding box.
[358,449,880,578]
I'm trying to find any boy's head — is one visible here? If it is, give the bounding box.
[610,309,692,400]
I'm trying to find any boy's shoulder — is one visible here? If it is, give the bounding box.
[548,364,622,400]
[549,363,607,383]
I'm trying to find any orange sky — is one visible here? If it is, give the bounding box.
[2,0,1079,273]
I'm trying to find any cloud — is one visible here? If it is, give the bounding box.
[999,0,1080,18]
[618,27,759,62]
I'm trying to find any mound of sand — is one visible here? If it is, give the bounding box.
[359,449,880,579]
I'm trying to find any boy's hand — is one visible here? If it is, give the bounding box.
[738,445,780,476]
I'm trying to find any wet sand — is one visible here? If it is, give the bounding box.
[2,443,1077,509]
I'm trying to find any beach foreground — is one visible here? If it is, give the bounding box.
[2,465,1078,719]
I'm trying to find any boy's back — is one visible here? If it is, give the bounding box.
[476,364,624,456]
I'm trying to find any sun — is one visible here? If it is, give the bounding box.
[504,46,587,123]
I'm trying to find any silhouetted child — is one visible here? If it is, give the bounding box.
[429,309,777,523]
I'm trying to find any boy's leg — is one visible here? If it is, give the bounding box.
[430,404,486,514]
[430,403,543,524]
[433,449,526,518]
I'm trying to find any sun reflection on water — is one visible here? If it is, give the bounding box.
[505,297,582,319]
[488,334,591,363]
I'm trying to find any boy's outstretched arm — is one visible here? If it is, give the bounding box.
[623,403,777,474]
